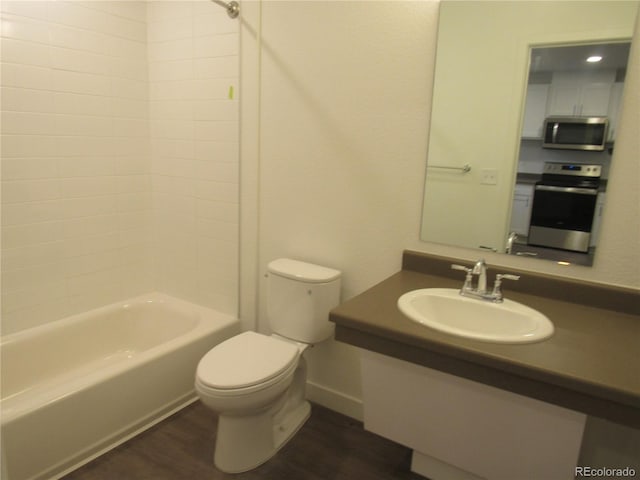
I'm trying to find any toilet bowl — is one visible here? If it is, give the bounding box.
[195,258,341,473]
[195,331,311,473]
[196,331,304,414]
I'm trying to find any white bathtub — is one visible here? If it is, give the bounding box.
[0,293,241,480]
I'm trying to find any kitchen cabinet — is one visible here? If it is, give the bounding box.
[521,72,623,140]
[590,192,606,247]
[546,70,615,117]
[510,183,534,236]
[607,83,624,141]
[521,84,549,138]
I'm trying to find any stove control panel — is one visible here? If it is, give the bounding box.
[543,163,602,178]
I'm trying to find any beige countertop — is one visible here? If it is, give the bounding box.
[330,251,640,428]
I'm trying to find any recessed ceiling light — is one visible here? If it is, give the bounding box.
[586,55,603,63]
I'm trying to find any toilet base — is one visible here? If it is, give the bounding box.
[214,399,311,473]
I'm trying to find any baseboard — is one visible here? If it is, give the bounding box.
[306,380,363,421]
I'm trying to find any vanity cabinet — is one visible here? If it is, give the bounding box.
[510,183,534,236]
[362,350,586,480]
[546,70,615,117]
[331,251,640,480]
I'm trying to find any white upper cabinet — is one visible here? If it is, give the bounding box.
[521,70,623,140]
[521,84,549,138]
[607,82,625,141]
[546,70,616,117]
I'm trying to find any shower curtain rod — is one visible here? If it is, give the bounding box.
[211,0,240,19]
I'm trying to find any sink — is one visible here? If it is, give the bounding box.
[397,288,554,344]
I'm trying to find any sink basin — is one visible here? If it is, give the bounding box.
[397,288,554,344]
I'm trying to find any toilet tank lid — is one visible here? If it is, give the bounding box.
[268,258,341,283]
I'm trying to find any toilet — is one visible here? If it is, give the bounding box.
[195,258,341,473]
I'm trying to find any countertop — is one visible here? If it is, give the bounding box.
[330,251,640,428]
[515,172,541,185]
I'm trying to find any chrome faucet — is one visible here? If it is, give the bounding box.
[472,258,487,294]
[451,259,520,302]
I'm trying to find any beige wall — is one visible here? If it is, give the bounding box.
[241,0,439,416]
[241,0,640,419]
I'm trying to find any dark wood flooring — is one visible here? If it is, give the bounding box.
[63,401,426,480]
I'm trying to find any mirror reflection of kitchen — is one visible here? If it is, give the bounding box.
[510,42,631,266]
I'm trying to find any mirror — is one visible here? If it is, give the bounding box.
[421,0,639,266]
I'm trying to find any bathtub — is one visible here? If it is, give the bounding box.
[0,293,241,480]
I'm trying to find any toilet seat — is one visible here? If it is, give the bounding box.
[197,331,300,394]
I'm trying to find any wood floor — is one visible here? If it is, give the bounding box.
[63,401,426,480]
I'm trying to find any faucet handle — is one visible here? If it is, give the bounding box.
[451,264,473,292]
[496,273,520,282]
[451,264,472,273]
[491,273,520,302]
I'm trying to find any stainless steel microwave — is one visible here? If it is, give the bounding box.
[542,116,609,151]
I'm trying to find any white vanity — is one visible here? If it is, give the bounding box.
[330,251,640,480]
[361,350,585,480]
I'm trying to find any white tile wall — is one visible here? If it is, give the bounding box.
[1,1,239,333]
[1,1,152,333]
[147,0,239,315]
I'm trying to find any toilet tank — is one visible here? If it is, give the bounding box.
[267,258,341,344]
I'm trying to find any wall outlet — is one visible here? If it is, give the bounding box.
[481,169,499,185]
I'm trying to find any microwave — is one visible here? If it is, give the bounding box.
[542,116,609,151]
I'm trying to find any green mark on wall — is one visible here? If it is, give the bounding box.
[228,86,234,100]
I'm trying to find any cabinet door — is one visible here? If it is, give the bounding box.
[580,82,612,116]
[607,83,624,140]
[522,84,549,138]
[590,192,606,247]
[510,184,534,236]
[547,83,580,116]
[546,71,615,117]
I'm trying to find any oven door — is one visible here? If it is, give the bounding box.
[528,185,598,252]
